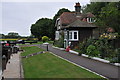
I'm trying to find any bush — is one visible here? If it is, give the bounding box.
[78,37,119,62]
[86,45,100,57]
[94,39,115,59]
[79,41,86,55]
[79,38,95,55]
[110,48,120,63]
[118,48,120,62]
[42,36,49,42]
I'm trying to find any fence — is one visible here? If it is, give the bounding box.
[109,39,120,49]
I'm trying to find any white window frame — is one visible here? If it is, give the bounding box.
[69,31,72,40]
[64,31,67,40]
[55,31,60,40]
[56,18,61,30]
[69,31,79,41]
[87,18,95,23]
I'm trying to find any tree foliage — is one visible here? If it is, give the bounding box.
[82,2,120,34]
[42,36,49,42]
[0,34,5,38]
[31,18,54,40]
[5,32,20,38]
[97,2,120,34]
[53,8,71,26]
[31,8,71,40]
[82,2,108,16]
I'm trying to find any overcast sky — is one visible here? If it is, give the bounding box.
[1,0,90,36]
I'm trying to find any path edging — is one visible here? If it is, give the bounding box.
[0,70,2,80]
[52,46,120,67]
[19,52,24,78]
[49,52,108,79]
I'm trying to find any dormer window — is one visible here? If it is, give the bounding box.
[87,18,95,23]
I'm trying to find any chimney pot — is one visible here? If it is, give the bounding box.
[75,2,80,7]
[74,2,81,13]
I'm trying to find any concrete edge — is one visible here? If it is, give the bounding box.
[0,70,2,80]
[19,51,24,78]
[49,52,108,79]
[52,46,65,50]
[52,46,120,67]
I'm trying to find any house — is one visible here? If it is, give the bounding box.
[55,2,97,49]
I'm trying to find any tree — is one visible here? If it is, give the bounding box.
[0,34,5,39]
[97,2,120,34]
[53,8,71,26]
[82,2,108,17]
[82,2,120,35]
[31,8,71,40]
[5,32,21,38]
[30,18,54,40]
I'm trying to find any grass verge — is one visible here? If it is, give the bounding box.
[21,46,106,79]
[18,41,54,46]
[21,46,44,56]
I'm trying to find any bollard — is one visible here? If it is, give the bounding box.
[43,42,49,51]
[47,44,48,51]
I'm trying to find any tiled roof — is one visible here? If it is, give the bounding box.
[60,12,76,25]
[87,12,95,17]
[59,12,95,25]
[66,19,96,28]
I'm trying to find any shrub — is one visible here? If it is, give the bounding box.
[79,38,95,56]
[78,37,119,62]
[118,48,120,62]
[42,36,49,42]
[94,38,115,59]
[86,45,99,57]
[100,32,118,39]
[110,48,120,63]
[79,41,86,55]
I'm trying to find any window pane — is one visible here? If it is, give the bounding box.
[55,31,59,40]
[74,32,77,39]
[64,32,67,39]
[89,18,91,22]
[91,18,94,22]
[69,32,72,39]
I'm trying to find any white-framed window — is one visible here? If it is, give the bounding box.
[69,31,79,41]
[55,31,60,40]
[64,31,67,40]
[56,18,61,30]
[69,31,72,40]
[87,18,95,23]
[58,25,60,30]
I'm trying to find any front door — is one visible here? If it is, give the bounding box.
[64,31,69,48]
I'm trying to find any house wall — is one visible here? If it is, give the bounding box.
[79,28,93,42]
[67,27,94,49]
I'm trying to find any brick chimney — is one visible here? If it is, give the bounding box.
[74,2,81,13]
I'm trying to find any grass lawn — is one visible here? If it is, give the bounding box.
[21,46,44,56]
[21,46,106,79]
[18,41,54,46]
[18,41,43,46]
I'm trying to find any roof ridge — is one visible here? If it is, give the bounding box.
[66,19,96,28]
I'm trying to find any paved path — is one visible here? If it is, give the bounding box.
[37,44,119,80]
[3,52,21,79]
